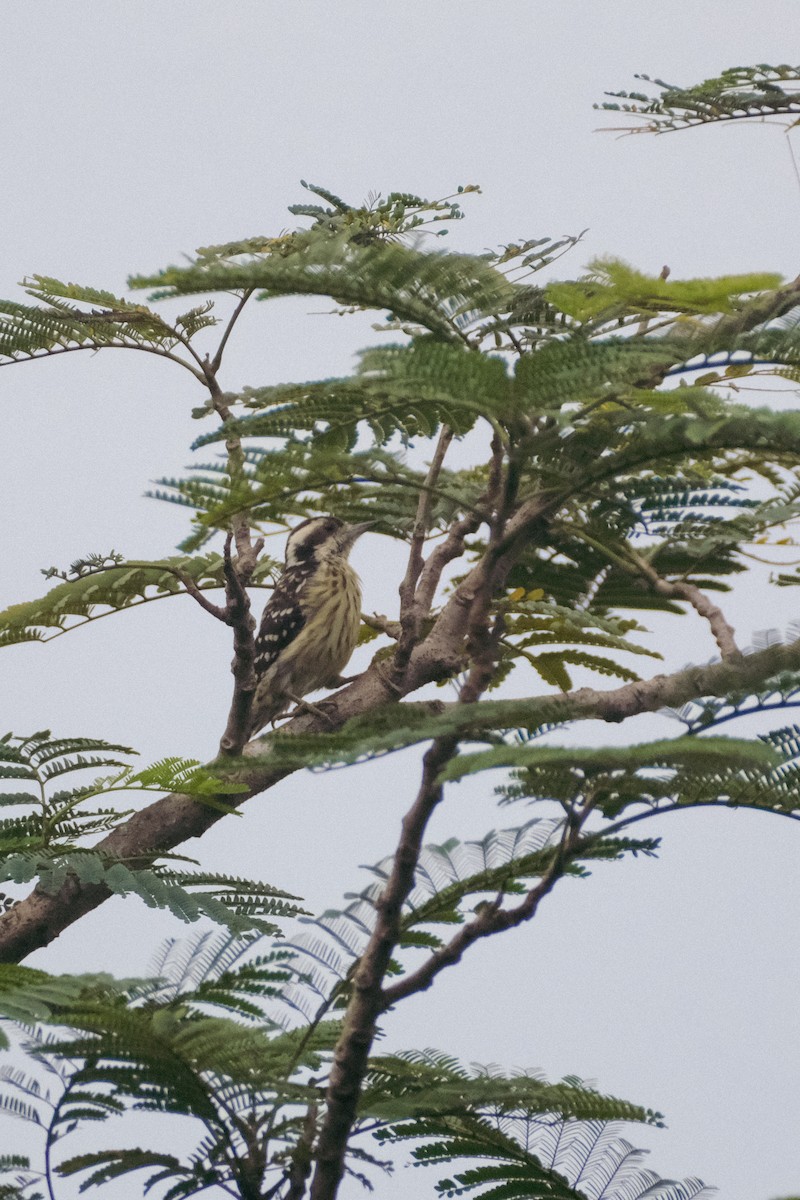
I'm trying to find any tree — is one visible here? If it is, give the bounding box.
[0,62,798,1200]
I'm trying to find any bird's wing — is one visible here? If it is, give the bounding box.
[253,567,309,675]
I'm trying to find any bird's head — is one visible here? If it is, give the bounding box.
[284,516,373,567]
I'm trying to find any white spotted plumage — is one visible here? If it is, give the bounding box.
[250,516,370,733]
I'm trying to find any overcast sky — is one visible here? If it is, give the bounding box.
[1,4,799,1199]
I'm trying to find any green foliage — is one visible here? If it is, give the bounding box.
[0,908,669,1200]
[0,732,299,936]
[596,63,800,134]
[0,731,137,852]
[0,931,338,1198]
[193,336,513,449]
[377,1104,714,1200]
[2,853,301,936]
[3,152,800,1198]
[578,404,800,486]
[0,964,120,1034]
[494,734,800,824]
[0,275,215,367]
[443,732,780,782]
[499,598,661,691]
[0,1155,42,1200]
[510,333,679,406]
[384,821,658,953]
[362,1050,662,1125]
[4,193,800,673]
[289,823,578,1007]
[0,552,280,647]
[206,181,481,253]
[0,729,244,847]
[131,233,517,346]
[547,257,782,322]
[250,819,657,1033]
[150,442,470,549]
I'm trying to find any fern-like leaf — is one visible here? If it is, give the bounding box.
[0,553,279,648]
[596,63,800,134]
[131,234,516,345]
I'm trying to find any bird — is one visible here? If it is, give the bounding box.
[249,516,372,734]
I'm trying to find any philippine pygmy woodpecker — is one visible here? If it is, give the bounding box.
[250,516,370,733]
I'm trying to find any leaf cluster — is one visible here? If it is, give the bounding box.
[0,553,279,648]
[378,1101,714,1200]
[0,276,215,368]
[2,164,800,1200]
[0,903,675,1200]
[596,62,800,134]
[0,732,300,937]
[151,441,472,551]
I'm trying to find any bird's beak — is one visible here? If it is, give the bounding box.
[340,520,375,548]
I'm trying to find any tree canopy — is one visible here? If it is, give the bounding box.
[0,62,799,1200]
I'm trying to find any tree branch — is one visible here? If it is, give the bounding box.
[285,1099,318,1200]
[392,423,530,683]
[176,571,230,622]
[308,733,460,1200]
[413,512,483,627]
[2,604,800,964]
[308,619,516,1200]
[0,661,406,963]
[654,578,741,660]
[41,557,236,624]
[203,371,258,573]
[416,636,800,737]
[382,812,588,1006]
[557,526,743,662]
[411,493,555,679]
[390,792,800,1008]
[0,339,208,382]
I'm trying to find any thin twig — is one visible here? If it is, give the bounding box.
[210,289,255,373]
[593,798,800,839]
[657,578,741,660]
[560,526,743,662]
[396,425,454,662]
[394,418,518,684]
[486,425,506,512]
[361,613,401,639]
[0,340,208,381]
[22,582,273,645]
[383,802,591,1007]
[411,511,484,637]
[218,534,258,756]
[208,468,487,533]
[174,570,229,621]
[205,369,259,572]
[415,491,556,672]
[388,792,800,1004]
[629,552,742,661]
[42,557,233,622]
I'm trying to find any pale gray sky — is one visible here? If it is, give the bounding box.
[1,4,799,1198]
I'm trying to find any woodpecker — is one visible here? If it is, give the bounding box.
[250,516,371,734]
